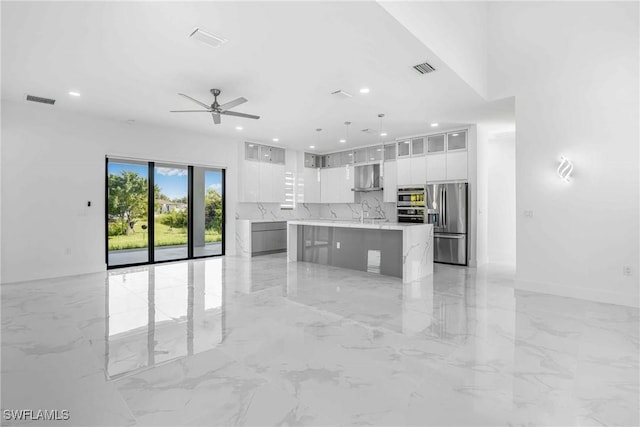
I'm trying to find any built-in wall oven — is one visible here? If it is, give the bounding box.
[397,186,426,223]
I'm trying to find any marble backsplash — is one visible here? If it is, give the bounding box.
[236,192,397,222]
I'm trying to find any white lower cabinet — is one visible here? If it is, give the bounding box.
[446,151,468,180]
[382,161,397,203]
[426,153,447,182]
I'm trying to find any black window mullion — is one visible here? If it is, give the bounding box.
[148,162,155,263]
[188,165,194,259]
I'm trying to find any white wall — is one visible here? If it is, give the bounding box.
[1,101,238,284]
[488,2,639,305]
[488,131,516,266]
[378,1,489,100]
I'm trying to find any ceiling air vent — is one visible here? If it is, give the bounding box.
[331,89,353,98]
[413,61,436,75]
[361,128,377,134]
[25,94,56,105]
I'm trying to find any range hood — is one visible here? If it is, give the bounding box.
[352,163,383,192]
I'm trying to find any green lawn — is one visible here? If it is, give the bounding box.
[108,218,221,251]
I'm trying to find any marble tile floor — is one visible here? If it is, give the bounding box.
[1,254,638,426]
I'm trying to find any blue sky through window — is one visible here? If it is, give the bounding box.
[108,162,223,201]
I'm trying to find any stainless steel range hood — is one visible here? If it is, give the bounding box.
[352,163,382,192]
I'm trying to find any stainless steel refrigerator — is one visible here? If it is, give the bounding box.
[426,183,468,265]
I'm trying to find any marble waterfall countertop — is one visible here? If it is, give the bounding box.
[286,219,429,231]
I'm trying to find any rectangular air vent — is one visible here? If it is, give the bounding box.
[413,61,436,75]
[331,89,353,98]
[25,94,56,105]
[361,128,377,134]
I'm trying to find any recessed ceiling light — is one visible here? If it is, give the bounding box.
[404,141,410,144]
[359,87,370,94]
[377,148,382,151]
[248,144,254,147]
[68,91,81,97]
[235,126,243,131]
[272,138,279,142]
[309,145,315,149]
[380,132,387,137]
[189,27,228,48]
[339,139,346,143]
[430,122,439,127]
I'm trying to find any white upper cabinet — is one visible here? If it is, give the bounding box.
[321,166,353,203]
[238,142,286,203]
[382,160,397,203]
[397,140,411,157]
[425,130,468,182]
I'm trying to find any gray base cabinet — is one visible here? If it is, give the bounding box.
[251,222,287,256]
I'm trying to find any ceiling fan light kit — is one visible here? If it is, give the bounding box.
[170,88,260,125]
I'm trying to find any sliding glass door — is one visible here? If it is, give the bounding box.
[106,158,225,268]
[193,167,224,258]
[107,160,150,267]
[154,164,189,262]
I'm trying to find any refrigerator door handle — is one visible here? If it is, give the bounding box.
[434,233,465,239]
[442,188,447,228]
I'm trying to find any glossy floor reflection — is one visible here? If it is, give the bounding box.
[1,254,638,426]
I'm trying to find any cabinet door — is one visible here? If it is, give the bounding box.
[241,160,260,202]
[340,165,355,203]
[396,157,412,186]
[259,162,273,202]
[447,131,467,151]
[303,167,321,203]
[426,153,447,182]
[384,143,396,161]
[411,138,425,156]
[320,168,331,203]
[271,164,285,203]
[410,156,426,185]
[382,161,397,203]
[446,151,468,180]
[397,140,411,157]
[245,142,260,160]
[427,134,446,153]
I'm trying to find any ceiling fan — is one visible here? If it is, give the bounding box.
[170,88,260,124]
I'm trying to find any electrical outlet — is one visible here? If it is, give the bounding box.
[523,210,534,218]
[336,242,341,249]
[623,266,632,276]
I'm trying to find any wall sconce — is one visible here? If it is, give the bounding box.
[557,156,574,182]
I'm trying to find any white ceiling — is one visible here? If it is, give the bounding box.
[1,1,509,153]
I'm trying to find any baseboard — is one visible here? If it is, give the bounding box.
[512,277,640,308]
[1,264,106,286]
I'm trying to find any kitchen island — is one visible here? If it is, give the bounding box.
[287,220,433,282]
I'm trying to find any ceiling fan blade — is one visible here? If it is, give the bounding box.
[219,97,247,111]
[212,112,221,124]
[178,93,211,110]
[170,110,212,113]
[220,110,260,120]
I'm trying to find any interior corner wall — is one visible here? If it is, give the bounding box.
[1,101,238,284]
[488,1,640,306]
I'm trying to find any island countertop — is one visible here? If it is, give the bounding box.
[287,219,431,231]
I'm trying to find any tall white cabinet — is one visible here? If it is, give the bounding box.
[426,131,468,182]
[238,142,286,203]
